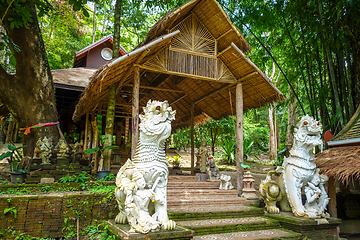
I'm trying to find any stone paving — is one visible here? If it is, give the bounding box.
[178,217,268,227]
[193,229,297,240]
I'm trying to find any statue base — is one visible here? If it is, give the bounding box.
[106,220,193,239]
[265,212,341,239]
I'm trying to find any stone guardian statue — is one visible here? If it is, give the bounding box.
[114,100,176,233]
[260,115,329,219]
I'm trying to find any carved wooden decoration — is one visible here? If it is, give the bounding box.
[141,14,236,83]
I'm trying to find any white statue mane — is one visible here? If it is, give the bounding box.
[260,115,329,219]
[114,100,176,233]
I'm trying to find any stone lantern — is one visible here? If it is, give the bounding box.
[242,171,257,199]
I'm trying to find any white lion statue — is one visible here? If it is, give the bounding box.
[114,100,176,233]
[260,115,329,219]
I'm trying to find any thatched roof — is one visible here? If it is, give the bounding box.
[138,0,251,53]
[315,104,360,184]
[72,0,285,127]
[52,68,96,90]
[328,104,360,144]
[314,146,360,185]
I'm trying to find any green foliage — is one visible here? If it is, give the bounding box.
[4,207,17,218]
[59,173,90,183]
[0,144,26,172]
[218,138,236,163]
[85,223,115,240]
[167,155,182,167]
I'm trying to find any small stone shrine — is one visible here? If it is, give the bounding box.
[242,171,257,199]
[206,156,219,181]
[57,141,69,159]
[72,142,81,162]
[219,174,234,190]
[36,137,52,165]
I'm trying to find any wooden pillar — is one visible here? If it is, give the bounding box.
[131,66,140,159]
[328,176,337,218]
[190,102,195,175]
[84,113,89,151]
[236,83,244,196]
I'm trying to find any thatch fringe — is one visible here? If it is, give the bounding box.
[314,146,360,185]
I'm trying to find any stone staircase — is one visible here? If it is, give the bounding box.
[167,175,299,240]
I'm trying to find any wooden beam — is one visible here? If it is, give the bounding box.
[236,82,244,196]
[195,83,236,105]
[170,94,187,105]
[238,72,258,82]
[84,113,89,151]
[216,29,233,40]
[131,66,140,159]
[135,64,237,84]
[217,45,232,58]
[190,102,195,176]
[123,84,184,93]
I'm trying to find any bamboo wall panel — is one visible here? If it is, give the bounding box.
[143,48,237,82]
[170,14,216,56]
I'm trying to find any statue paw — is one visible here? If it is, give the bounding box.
[161,220,176,230]
[115,213,127,224]
[267,205,280,214]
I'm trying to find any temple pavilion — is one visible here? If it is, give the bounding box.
[72,0,284,192]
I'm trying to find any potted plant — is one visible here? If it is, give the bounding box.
[0,144,27,184]
[84,145,119,179]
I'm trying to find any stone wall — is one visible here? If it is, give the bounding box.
[0,192,118,239]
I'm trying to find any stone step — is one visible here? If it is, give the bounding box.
[168,175,199,182]
[177,217,280,236]
[167,196,246,208]
[167,181,220,189]
[167,189,238,198]
[168,205,264,221]
[192,229,299,240]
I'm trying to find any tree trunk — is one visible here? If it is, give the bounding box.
[91,117,99,174]
[92,3,97,44]
[103,84,116,171]
[112,0,122,59]
[268,105,277,160]
[0,2,59,157]
[285,85,298,157]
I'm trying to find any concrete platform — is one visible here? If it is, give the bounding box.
[106,220,193,240]
[265,212,341,239]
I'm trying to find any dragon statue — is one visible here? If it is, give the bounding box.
[114,100,176,233]
[260,115,330,219]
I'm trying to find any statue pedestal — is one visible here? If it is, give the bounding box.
[265,212,341,239]
[106,220,193,239]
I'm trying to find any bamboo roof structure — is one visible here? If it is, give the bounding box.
[72,0,285,128]
[314,104,360,185]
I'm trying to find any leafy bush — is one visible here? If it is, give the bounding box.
[59,173,90,183]
[218,138,236,163]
